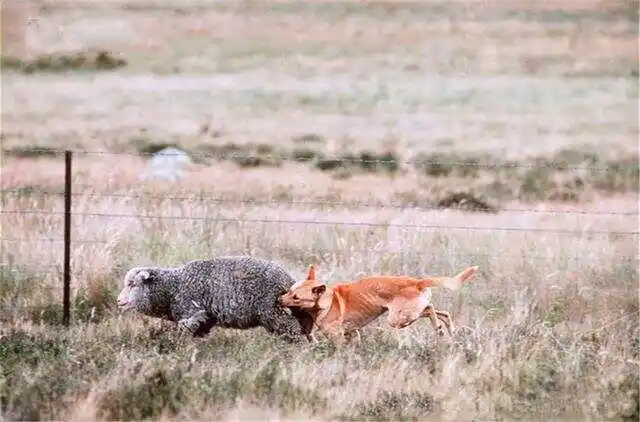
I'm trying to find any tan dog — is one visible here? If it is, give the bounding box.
[278,264,477,343]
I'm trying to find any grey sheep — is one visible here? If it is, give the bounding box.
[116,256,314,342]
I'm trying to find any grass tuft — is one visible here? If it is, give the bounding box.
[3,146,63,159]
[1,51,127,74]
[352,390,435,420]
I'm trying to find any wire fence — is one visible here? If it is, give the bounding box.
[2,189,638,217]
[3,209,638,236]
[1,150,639,325]
[2,0,637,334]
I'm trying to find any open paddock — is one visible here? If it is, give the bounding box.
[0,0,638,420]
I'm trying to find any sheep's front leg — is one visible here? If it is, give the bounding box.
[177,309,215,337]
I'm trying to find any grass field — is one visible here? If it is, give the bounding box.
[1,0,639,420]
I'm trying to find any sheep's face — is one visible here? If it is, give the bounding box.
[117,267,158,316]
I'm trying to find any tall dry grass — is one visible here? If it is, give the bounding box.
[0,163,637,421]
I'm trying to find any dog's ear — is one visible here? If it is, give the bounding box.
[311,285,326,296]
[306,264,316,281]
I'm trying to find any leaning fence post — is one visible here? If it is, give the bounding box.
[63,150,72,327]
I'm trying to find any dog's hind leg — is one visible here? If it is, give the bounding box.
[435,309,454,335]
[421,305,454,337]
[386,300,423,330]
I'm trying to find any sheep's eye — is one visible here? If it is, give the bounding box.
[292,294,299,300]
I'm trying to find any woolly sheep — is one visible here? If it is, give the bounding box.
[116,256,314,342]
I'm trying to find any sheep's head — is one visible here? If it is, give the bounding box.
[117,267,160,316]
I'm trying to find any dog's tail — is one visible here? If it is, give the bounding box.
[419,266,478,292]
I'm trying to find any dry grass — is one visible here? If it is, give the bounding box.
[2,150,638,206]
[0,172,638,420]
[0,0,31,59]
[1,0,638,156]
[0,1,639,421]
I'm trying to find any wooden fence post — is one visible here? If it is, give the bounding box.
[63,150,72,326]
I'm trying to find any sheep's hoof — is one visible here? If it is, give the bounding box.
[178,318,199,334]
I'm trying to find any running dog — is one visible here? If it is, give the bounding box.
[278,264,477,343]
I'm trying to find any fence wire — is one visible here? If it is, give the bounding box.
[2,148,639,327]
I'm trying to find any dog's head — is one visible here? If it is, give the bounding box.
[278,264,327,310]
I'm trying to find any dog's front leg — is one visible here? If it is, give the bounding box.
[344,329,362,344]
[306,331,320,343]
[324,325,349,345]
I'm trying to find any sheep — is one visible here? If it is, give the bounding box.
[116,256,314,342]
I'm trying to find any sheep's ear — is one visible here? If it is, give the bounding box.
[311,285,326,296]
[306,264,316,280]
[139,269,153,284]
